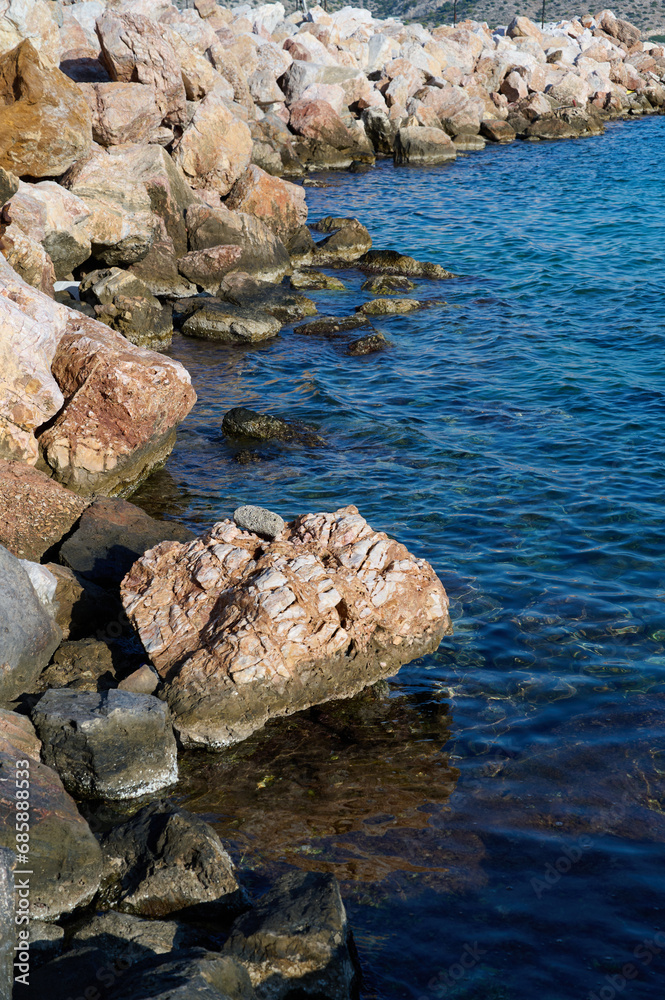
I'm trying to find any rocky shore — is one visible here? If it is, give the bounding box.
[0,0,662,997]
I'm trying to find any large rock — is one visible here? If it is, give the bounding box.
[224,871,357,1000]
[82,80,162,146]
[181,301,281,345]
[0,459,89,561]
[289,99,357,150]
[96,10,187,126]
[2,181,92,280]
[58,497,194,588]
[0,544,61,702]
[226,165,307,238]
[216,272,316,323]
[0,40,92,178]
[172,94,253,199]
[121,505,451,748]
[99,802,242,918]
[357,249,455,279]
[108,951,254,1000]
[32,689,178,801]
[177,245,244,293]
[394,126,457,165]
[79,267,173,350]
[0,0,62,64]
[185,203,290,283]
[311,216,372,265]
[0,222,55,295]
[0,709,102,920]
[0,847,13,998]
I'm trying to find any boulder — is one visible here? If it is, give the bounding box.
[185,203,291,283]
[0,711,102,920]
[347,331,389,356]
[0,222,56,296]
[222,407,322,446]
[480,120,516,143]
[361,107,398,154]
[57,497,194,588]
[0,848,13,1000]
[39,637,117,693]
[98,802,243,918]
[394,126,457,165]
[547,72,591,105]
[79,267,173,351]
[128,218,197,298]
[82,81,162,146]
[43,563,117,643]
[290,269,345,291]
[224,871,358,999]
[0,0,62,64]
[0,40,92,178]
[215,272,316,323]
[121,505,451,748]
[289,98,357,150]
[0,544,61,702]
[500,70,528,103]
[2,181,92,280]
[181,302,281,345]
[0,166,18,206]
[96,10,187,126]
[104,950,254,1000]
[177,245,244,293]
[361,275,415,294]
[357,249,455,279]
[226,165,307,237]
[294,314,369,338]
[32,688,178,801]
[357,297,425,316]
[311,216,372,265]
[172,94,253,199]
[118,663,160,695]
[0,459,89,561]
[507,16,544,44]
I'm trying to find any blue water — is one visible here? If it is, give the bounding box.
[135,117,665,1000]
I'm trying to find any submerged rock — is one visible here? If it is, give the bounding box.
[357,249,455,279]
[294,314,369,338]
[222,408,322,446]
[361,275,415,294]
[347,332,389,356]
[121,505,451,748]
[32,688,178,801]
[290,269,346,291]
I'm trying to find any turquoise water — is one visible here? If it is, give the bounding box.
[136,117,665,999]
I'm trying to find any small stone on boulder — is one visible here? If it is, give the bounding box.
[233,506,285,541]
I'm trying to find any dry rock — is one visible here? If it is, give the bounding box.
[83,81,162,146]
[172,94,253,199]
[226,165,307,237]
[186,203,290,283]
[2,181,92,280]
[79,267,173,351]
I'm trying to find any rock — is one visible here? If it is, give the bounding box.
[186,204,291,284]
[83,80,162,146]
[289,99,357,151]
[0,544,61,702]
[454,134,486,152]
[311,216,372,265]
[0,166,18,206]
[361,107,397,154]
[177,245,244,293]
[0,40,92,178]
[32,688,178,801]
[0,0,62,64]
[547,71,591,106]
[29,920,65,965]
[290,269,345,291]
[181,303,281,345]
[0,714,102,920]
[0,459,89,561]
[361,275,415,294]
[226,165,307,238]
[294,314,369,338]
[347,332,389,355]
[222,408,322,446]
[118,663,160,695]
[96,11,186,126]
[500,70,529,103]
[507,15,544,43]
[216,272,317,323]
[121,505,451,748]
[357,297,425,316]
[357,249,454,280]
[480,120,516,143]
[0,708,41,760]
[79,267,173,351]
[128,218,197,299]
[394,126,457,165]
[224,871,357,999]
[58,497,194,588]
[39,638,117,693]
[99,802,242,917]
[72,910,192,960]
[0,848,13,998]
[44,562,121,643]
[233,505,286,541]
[80,193,158,271]
[2,181,92,280]
[107,951,255,1000]
[172,95,253,199]
[0,222,56,295]
[527,117,584,140]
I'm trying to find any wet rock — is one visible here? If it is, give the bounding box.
[394,126,457,165]
[480,120,516,143]
[226,165,307,238]
[2,181,92,280]
[182,303,281,345]
[222,408,322,446]
[0,716,102,920]
[177,245,244,294]
[0,40,92,178]
[186,204,290,284]
[71,910,193,960]
[311,216,372,265]
[347,332,389,356]
[0,544,61,702]
[58,497,194,588]
[224,871,358,1000]
[99,802,243,918]
[118,663,160,695]
[361,107,397,154]
[233,505,285,541]
[217,272,317,324]
[79,268,173,351]
[0,848,13,996]
[172,94,253,199]
[295,314,369,337]
[290,269,345,291]
[357,249,455,279]
[357,297,425,316]
[0,708,41,761]
[454,133,486,152]
[361,274,415,294]
[32,688,178,801]
[121,505,451,748]
[285,224,318,266]
[29,920,64,966]
[82,80,162,146]
[108,951,255,1000]
[39,638,117,693]
[0,459,89,561]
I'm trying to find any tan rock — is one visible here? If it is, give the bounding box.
[121,505,451,748]
[501,70,528,103]
[507,16,544,45]
[2,181,92,280]
[208,44,254,112]
[0,0,62,63]
[96,11,187,126]
[0,459,90,561]
[0,223,56,296]
[0,40,92,179]
[394,126,457,165]
[82,81,162,146]
[172,95,253,199]
[226,165,307,237]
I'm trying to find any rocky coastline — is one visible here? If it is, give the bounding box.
[0,0,663,997]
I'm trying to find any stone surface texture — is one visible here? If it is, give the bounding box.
[0,459,89,561]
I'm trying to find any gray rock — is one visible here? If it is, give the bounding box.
[39,638,117,693]
[0,166,18,207]
[356,297,425,316]
[233,506,285,541]
[224,871,358,1000]
[361,275,415,294]
[290,270,345,291]
[108,950,255,1000]
[32,689,178,801]
[99,803,244,919]
[118,664,160,695]
[357,249,455,280]
[181,303,281,344]
[294,314,369,338]
[30,920,65,965]
[217,273,317,324]
[311,217,372,266]
[347,332,389,356]
[222,408,323,447]
[79,268,173,351]
[0,848,14,997]
[361,107,397,154]
[72,911,194,962]
[0,544,62,703]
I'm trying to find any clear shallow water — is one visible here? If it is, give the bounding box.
[134,117,665,999]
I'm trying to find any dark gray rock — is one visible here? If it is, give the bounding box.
[79,268,173,351]
[361,274,415,294]
[217,273,317,324]
[233,506,285,541]
[98,803,244,919]
[361,107,397,154]
[108,950,255,1000]
[39,638,117,692]
[32,689,178,801]
[0,544,62,703]
[58,498,194,588]
[44,563,123,642]
[356,249,455,279]
[285,224,318,265]
[224,871,358,1000]
[347,332,389,356]
[311,217,372,265]
[0,848,14,996]
[30,920,65,966]
[0,166,19,207]
[222,408,323,447]
[72,911,195,963]
[294,314,369,338]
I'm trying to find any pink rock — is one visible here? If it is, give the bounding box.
[226,165,307,237]
[0,223,56,298]
[121,505,451,747]
[177,244,244,292]
[501,70,528,103]
[298,82,346,115]
[3,181,92,279]
[82,81,162,146]
[507,16,544,45]
[547,72,591,106]
[172,95,253,199]
[289,98,356,150]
